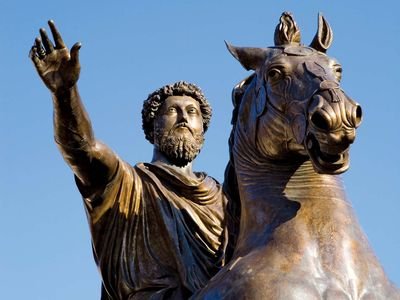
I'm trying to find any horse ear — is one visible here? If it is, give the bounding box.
[225,41,268,71]
[274,12,301,46]
[310,14,333,53]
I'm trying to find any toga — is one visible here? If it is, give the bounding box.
[76,158,228,299]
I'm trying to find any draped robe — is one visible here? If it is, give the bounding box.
[78,159,227,299]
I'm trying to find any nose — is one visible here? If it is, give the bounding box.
[310,109,332,131]
[351,104,363,128]
[178,110,189,123]
[310,95,362,132]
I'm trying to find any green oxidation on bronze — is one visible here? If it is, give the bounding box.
[30,21,229,299]
[194,12,400,300]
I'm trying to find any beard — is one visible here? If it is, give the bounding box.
[154,125,204,167]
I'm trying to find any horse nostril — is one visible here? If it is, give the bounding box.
[354,105,362,128]
[311,110,331,131]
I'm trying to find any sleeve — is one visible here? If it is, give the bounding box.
[77,159,140,225]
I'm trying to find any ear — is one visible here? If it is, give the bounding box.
[310,13,333,53]
[225,41,268,71]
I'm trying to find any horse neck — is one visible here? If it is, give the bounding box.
[232,140,353,256]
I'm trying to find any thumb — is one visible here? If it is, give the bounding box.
[70,42,82,65]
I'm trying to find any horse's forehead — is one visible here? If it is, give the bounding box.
[283,46,315,56]
[266,47,332,69]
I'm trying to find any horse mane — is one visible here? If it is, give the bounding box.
[223,73,255,260]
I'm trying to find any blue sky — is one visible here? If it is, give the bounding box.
[1,1,399,299]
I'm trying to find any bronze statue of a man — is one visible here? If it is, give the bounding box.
[30,21,228,299]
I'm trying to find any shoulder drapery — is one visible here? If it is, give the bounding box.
[79,158,228,299]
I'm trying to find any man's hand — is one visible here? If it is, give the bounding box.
[30,20,81,94]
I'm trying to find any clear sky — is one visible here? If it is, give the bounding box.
[1,1,399,299]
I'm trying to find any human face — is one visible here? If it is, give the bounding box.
[154,95,204,138]
[153,95,204,166]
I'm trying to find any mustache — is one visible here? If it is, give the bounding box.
[170,122,194,135]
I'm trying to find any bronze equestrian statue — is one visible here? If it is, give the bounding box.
[194,13,400,300]
[30,21,229,299]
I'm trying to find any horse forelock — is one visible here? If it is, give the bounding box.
[274,12,301,46]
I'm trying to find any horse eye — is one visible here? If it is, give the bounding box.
[267,68,282,81]
[335,67,342,81]
[332,63,342,82]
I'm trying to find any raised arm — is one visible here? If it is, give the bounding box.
[30,20,118,197]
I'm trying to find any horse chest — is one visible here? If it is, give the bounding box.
[194,223,394,300]
[195,250,389,299]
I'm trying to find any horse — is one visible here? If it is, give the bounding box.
[193,12,399,300]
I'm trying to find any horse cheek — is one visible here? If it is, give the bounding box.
[256,85,267,117]
[291,114,306,145]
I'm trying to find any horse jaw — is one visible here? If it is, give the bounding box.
[304,133,350,174]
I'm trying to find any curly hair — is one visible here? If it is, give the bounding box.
[142,81,212,144]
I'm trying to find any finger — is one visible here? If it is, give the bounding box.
[29,45,45,74]
[48,20,66,49]
[40,28,54,53]
[70,42,82,65]
[35,37,42,50]
[29,46,41,65]
[34,37,46,59]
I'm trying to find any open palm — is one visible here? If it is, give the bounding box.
[30,20,81,93]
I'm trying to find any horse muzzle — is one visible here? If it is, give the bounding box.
[304,87,362,174]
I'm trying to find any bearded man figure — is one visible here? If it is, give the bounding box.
[30,21,228,300]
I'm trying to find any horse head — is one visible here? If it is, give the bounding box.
[227,12,362,174]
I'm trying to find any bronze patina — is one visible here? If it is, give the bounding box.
[30,21,229,299]
[194,13,400,299]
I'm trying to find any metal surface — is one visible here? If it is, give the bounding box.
[30,21,228,299]
[194,12,399,300]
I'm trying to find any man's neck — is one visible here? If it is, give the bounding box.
[151,148,198,179]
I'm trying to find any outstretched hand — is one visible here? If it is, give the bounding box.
[30,20,81,93]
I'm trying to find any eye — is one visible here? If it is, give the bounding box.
[167,107,177,113]
[334,67,342,82]
[332,63,342,82]
[267,68,283,82]
[187,107,198,115]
